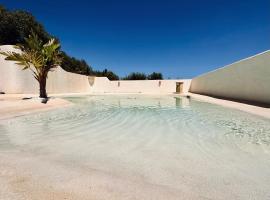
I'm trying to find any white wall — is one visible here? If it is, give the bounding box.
[0,45,191,95]
[89,78,191,94]
[0,45,39,93]
[190,50,270,105]
[0,45,91,94]
[3,44,270,102]
[47,67,91,94]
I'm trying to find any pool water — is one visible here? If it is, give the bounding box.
[0,95,270,199]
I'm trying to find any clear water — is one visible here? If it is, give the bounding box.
[1,95,270,199]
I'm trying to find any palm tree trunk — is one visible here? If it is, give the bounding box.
[39,74,47,99]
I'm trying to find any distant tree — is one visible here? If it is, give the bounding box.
[122,72,147,80]
[147,72,163,80]
[94,69,119,80]
[0,31,62,99]
[0,5,96,76]
[0,5,120,80]
[61,52,94,75]
[0,6,50,45]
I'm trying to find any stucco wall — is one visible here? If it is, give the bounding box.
[46,67,91,94]
[0,45,191,95]
[0,45,39,93]
[0,45,91,94]
[0,45,192,96]
[190,50,270,104]
[89,77,191,94]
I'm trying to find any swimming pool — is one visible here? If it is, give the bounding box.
[0,95,270,199]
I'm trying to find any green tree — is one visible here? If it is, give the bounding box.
[94,69,119,80]
[0,6,50,45]
[122,72,147,80]
[147,72,163,80]
[0,5,120,81]
[0,32,62,99]
[61,52,94,75]
[0,5,96,77]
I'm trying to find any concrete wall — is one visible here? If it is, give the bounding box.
[46,67,91,94]
[0,45,191,95]
[190,50,270,105]
[0,45,91,94]
[89,77,191,94]
[2,44,270,102]
[0,45,39,93]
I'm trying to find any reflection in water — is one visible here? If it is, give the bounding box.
[175,97,190,108]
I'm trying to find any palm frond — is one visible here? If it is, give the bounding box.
[1,31,62,83]
[0,51,31,68]
[24,30,43,51]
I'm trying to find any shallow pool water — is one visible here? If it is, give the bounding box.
[1,95,270,199]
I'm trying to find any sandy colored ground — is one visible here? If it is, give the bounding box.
[0,94,72,120]
[0,151,206,200]
[188,93,270,119]
[1,93,270,200]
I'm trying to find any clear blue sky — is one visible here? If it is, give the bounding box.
[2,0,270,78]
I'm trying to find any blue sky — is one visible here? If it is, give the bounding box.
[2,0,270,78]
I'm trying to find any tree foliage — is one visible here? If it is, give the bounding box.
[94,69,119,80]
[147,72,163,80]
[61,51,94,75]
[0,5,93,76]
[122,72,147,80]
[0,5,164,81]
[0,6,50,44]
[122,72,163,80]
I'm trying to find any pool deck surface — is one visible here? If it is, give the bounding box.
[0,94,72,120]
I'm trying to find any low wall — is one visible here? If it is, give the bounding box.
[190,51,270,105]
[0,45,191,95]
[46,67,91,94]
[0,45,91,94]
[89,77,191,94]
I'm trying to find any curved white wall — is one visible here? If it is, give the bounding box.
[190,51,270,105]
[0,45,91,94]
[46,67,91,94]
[0,45,191,95]
[2,45,269,101]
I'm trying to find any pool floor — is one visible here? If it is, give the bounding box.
[0,95,270,199]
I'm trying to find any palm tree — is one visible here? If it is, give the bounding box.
[0,31,62,99]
